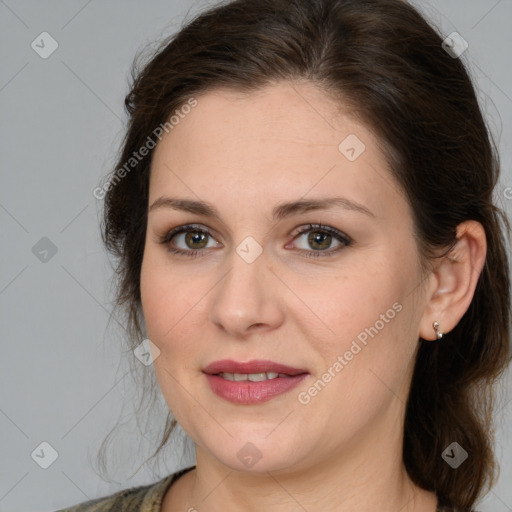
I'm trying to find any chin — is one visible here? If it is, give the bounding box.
[197,430,313,475]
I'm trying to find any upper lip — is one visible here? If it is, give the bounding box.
[203,359,308,376]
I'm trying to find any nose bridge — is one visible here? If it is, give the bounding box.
[209,238,280,334]
[220,238,268,305]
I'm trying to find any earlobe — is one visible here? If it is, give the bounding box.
[419,220,487,342]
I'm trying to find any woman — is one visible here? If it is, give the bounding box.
[57,0,511,510]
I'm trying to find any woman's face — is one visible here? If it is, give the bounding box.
[140,82,430,474]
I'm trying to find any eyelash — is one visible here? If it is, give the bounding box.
[158,223,352,259]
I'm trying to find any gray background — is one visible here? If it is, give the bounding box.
[1,1,511,511]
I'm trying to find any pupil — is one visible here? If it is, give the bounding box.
[309,231,330,250]
[186,231,207,249]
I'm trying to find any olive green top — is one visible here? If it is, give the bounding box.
[55,466,195,512]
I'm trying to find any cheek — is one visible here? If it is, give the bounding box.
[297,297,417,445]
[140,257,168,340]
[140,249,210,378]
[141,248,191,342]
[313,261,403,348]
[140,253,199,418]
[309,243,418,368]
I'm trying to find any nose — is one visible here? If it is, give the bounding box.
[208,246,285,339]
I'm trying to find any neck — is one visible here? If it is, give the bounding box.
[167,417,438,512]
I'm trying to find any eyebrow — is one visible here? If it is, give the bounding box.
[148,196,375,220]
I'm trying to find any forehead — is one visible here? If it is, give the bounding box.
[154,82,369,158]
[149,82,407,223]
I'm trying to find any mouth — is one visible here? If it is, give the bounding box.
[202,359,309,404]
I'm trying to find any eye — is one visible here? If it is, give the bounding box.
[288,224,352,258]
[158,223,352,259]
[158,224,220,257]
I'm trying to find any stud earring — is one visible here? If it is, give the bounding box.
[433,321,443,339]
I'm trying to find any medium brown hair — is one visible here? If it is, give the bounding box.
[99,0,511,508]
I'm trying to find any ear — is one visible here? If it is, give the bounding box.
[419,220,487,341]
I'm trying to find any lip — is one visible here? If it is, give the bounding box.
[203,359,308,376]
[203,359,309,405]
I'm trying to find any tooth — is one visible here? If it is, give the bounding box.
[247,372,268,382]
[219,372,287,382]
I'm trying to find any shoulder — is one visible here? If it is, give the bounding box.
[54,466,195,512]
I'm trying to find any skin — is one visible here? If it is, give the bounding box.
[139,81,487,512]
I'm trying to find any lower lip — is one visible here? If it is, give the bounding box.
[204,374,308,404]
